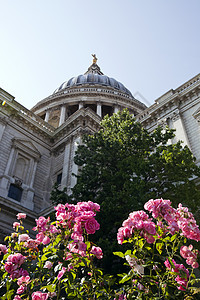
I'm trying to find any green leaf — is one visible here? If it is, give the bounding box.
[124,250,132,256]
[41,251,52,261]
[119,274,131,284]
[1,290,15,300]
[113,252,124,258]
[41,284,56,292]
[156,242,163,254]
[170,234,177,242]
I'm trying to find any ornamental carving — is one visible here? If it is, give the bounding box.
[13,176,23,187]
[171,112,180,122]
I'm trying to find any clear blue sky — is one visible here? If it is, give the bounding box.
[0,0,199,108]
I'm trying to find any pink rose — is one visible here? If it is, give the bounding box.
[36,232,45,242]
[0,244,8,255]
[32,291,49,300]
[164,259,171,269]
[17,285,25,294]
[85,218,100,234]
[143,221,156,235]
[13,222,21,229]
[34,216,49,232]
[180,245,198,268]
[20,269,29,277]
[144,234,155,244]
[17,275,30,286]
[57,267,66,280]
[88,201,100,212]
[16,213,26,220]
[18,234,30,243]
[44,261,53,269]
[7,253,26,266]
[42,236,50,245]
[71,232,84,241]
[54,204,66,213]
[129,210,149,221]
[68,241,87,256]
[24,239,39,249]
[10,268,29,280]
[76,201,92,212]
[67,263,73,271]
[65,253,73,260]
[10,269,21,279]
[49,225,58,234]
[4,262,15,273]
[192,261,199,268]
[14,296,21,300]
[90,246,103,259]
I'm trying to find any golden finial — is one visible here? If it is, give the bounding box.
[92,54,97,64]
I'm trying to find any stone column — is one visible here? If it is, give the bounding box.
[114,105,119,114]
[59,105,66,126]
[61,142,71,188]
[4,147,15,175]
[0,147,15,197]
[30,160,38,188]
[44,110,50,122]
[97,103,102,117]
[0,123,6,141]
[79,102,84,109]
[171,111,190,148]
[70,137,81,190]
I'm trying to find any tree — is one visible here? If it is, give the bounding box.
[52,110,200,273]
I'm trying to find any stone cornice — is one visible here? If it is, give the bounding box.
[0,87,15,102]
[0,98,56,143]
[0,196,37,219]
[0,97,102,149]
[137,73,200,125]
[0,98,55,134]
[31,85,146,113]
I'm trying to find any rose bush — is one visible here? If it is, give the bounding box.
[0,198,200,299]
[0,201,114,299]
[114,199,200,299]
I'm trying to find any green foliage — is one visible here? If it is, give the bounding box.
[1,199,200,299]
[113,199,200,299]
[52,110,200,274]
[50,183,72,205]
[0,205,116,299]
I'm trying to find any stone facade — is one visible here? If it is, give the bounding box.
[0,60,200,240]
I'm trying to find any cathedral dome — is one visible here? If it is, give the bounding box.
[31,55,147,127]
[53,55,133,97]
[53,73,133,97]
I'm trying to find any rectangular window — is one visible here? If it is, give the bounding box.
[56,173,62,185]
[8,184,22,202]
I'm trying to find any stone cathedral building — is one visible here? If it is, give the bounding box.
[0,56,200,239]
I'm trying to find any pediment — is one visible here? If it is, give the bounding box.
[12,138,41,159]
[193,106,200,121]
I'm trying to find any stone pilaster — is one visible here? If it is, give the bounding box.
[70,137,81,190]
[114,105,119,114]
[97,103,102,117]
[59,105,66,126]
[44,110,50,122]
[171,111,190,148]
[79,102,84,109]
[61,142,71,188]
